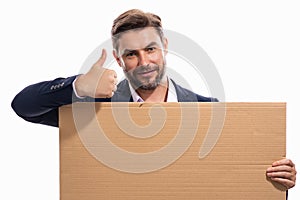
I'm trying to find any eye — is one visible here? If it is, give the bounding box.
[125,51,136,58]
[146,47,156,52]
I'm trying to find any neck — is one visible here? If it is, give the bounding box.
[136,77,168,102]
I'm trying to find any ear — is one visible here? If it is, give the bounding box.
[113,50,122,67]
[163,37,168,56]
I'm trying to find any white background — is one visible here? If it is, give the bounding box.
[1,0,299,199]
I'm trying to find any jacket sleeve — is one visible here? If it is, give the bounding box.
[11,75,80,127]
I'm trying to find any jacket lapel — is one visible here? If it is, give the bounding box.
[170,79,198,102]
[111,79,133,102]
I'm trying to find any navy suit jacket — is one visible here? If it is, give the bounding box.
[11,75,218,127]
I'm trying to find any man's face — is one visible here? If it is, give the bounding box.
[114,27,168,90]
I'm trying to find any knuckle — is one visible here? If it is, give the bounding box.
[291,182,295,188]
[107,69,115,75]
[104,91,110,96]
[106,89,113,95]
[109,77,115,83]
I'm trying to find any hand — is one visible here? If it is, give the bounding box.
[266,158,297,190]
[75,49,118,98]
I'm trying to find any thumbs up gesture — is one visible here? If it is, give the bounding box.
[74,49,118,98]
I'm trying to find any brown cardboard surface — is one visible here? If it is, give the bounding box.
[59,102,286,200]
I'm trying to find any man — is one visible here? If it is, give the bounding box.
[11,9,296,193]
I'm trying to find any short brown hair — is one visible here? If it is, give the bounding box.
[111,9,164,50]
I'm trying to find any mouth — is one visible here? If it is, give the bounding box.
[136,69,157,77]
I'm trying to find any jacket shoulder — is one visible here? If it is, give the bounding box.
[171,79,219,102]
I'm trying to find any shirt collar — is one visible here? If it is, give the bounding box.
[128,77,178,102]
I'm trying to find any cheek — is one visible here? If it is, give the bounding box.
[152,51,165,64]
[122,59,138,72]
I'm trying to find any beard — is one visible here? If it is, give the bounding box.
[124,63,166,90]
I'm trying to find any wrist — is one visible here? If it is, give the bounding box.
[73,75,86,98]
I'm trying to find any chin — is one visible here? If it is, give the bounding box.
[138,82,159,90]
[139,86,157,90]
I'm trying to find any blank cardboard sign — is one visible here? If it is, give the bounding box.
[59,102,286,200]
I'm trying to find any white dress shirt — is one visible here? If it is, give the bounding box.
[128,77,178,102]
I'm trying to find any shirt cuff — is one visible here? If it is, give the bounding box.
[72,77,86,99]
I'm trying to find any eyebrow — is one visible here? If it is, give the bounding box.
[121,42,161,56]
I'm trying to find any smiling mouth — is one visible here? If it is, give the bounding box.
[137,69,157,76]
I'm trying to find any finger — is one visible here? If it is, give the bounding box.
[267,165,293,173]
[113,84,117,92]
[274,158,293,166]
[94,49,107,68]
[270,177,295,189]
[107,70,118,84]
[267,170,295,180]
[111,70,117,79]
[112,71,118,83]
[104,91,114,99]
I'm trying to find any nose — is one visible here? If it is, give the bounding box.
[138,51,149,66]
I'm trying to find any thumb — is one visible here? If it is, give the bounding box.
[93,49,107,68]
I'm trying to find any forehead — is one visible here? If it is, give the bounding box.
[117,27,162,54]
